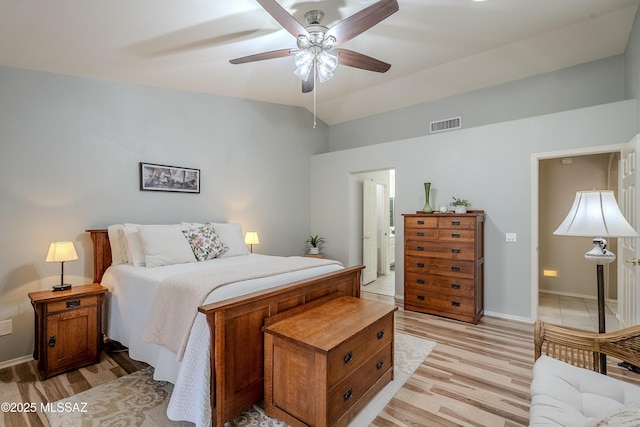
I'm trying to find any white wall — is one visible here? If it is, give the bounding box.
[311,100,637,321]
[0,66,328,363]
[626,5,640,131]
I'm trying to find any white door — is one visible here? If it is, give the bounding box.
[362,180,378,284]
[618,134,640,328]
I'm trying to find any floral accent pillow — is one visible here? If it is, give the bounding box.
[182,224,229,261]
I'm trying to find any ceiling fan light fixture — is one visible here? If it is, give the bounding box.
[296,35,311,50]
[316,65,334,83]
[317,51,338,71]
[294,51,314,81]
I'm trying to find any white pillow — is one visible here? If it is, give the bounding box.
[123,223,146,267]
[137,224,196,267]
[212,223,250,257]
[107,224,128,265]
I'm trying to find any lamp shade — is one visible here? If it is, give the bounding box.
[553,190,637,237]
[45,241,78,262]
[244,232,260,245]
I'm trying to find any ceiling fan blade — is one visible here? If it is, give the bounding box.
[325,0,399,44]
[256,0,309,39]
[229,48,293,64]
[302,73,314,93]
[334,49,391,73]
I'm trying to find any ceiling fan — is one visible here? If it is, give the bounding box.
[230,0,399,93]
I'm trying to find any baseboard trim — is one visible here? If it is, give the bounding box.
[0,355,33,369]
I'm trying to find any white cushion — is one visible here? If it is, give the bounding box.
[530,356,640,426]
[137,224,196,267]
[107,224,128,265]
[211,223,249,257]
[123,223,145,267]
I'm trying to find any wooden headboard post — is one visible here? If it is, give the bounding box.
[87,229,111,284]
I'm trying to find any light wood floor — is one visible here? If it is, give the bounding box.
[4,293,640,427]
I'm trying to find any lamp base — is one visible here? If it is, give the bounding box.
[52,283,72,292]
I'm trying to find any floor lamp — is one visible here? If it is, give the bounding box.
[553,190,637,374]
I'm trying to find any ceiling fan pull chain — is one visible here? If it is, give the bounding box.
[313,59,317,129]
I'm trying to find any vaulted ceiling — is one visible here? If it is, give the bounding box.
[0,0,638,125]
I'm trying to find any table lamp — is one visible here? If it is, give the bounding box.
[244,232,259,253]
[553,190,637,373]
[46,241,78,291]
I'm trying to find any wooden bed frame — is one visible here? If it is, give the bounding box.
[87,229,364,427]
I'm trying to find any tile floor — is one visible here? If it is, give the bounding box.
[538,292,621,332]
[361,271,395,296]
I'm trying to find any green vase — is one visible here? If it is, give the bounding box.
[422,182,433,213]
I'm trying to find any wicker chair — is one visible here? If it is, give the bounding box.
[534,320,640,373]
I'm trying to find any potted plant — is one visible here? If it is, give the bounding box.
[451,196,471,214]
[306,234,325,255]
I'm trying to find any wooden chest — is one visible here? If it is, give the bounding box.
[263,296,397,427]
[403,212,485,323]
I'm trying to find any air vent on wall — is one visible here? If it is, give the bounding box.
[430,116,462,133]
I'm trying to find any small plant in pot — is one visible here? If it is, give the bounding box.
[306,235,325,255]
[451,197,471,214]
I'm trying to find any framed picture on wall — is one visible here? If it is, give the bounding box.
[139,162,200,193]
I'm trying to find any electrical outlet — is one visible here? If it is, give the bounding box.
[0,319,12,336]
[506,233,517,243]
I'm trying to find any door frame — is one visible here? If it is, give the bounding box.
[531,143,627,321]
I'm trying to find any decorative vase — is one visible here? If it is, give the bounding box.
[421,182,433,213]
[455,206,467,214]
[309,247,319,255]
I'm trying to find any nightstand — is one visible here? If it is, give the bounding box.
[304,253,325,259]
[28,284,107,380]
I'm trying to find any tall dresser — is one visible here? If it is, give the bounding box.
[403,211,485,324]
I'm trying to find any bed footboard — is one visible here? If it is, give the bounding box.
[198,265,364,427]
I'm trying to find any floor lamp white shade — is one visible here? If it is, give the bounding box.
[553,190,637,373]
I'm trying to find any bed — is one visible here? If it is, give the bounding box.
[87,226,363,427]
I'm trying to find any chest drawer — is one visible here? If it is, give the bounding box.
[405,241,475,260]
[327,314,392,388]
[405,216,438,229]
[405,273,476,298]
[328,343,392,425]
[405,256,475,278]
[405,288,476,316]
[437,216,476,230]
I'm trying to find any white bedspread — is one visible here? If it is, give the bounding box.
[101,254,344,427]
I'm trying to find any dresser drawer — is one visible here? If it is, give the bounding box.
[405,288,476,316]
[46,295,99,314]
[438,216,476,230]
[328,343,392,425]
[405,273,475,298]
[405,257,475,278]
[404,228,438,241]
[405,216,438,229]
[405,241,475,260]
[327,313,393,388]
[437,228,475,243]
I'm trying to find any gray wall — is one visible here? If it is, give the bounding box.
[311,100,637,321]
[329,55,626,151]
[0,66,328,363]
[626,5,640,131]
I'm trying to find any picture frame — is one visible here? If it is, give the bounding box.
[139,162,200,193]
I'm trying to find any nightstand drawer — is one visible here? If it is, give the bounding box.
[46,295,99,313]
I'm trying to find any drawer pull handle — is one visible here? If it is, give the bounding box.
[376,360,384,370]
[451,248,460,254]
[377,330,385,340]
[417,220,424,225]
[451,233,460,238]
[417,279,424,284]
[417,246,425,251]
[417,232,425,237]
[66,299,81,308]
[417,262,424,268]
[344,351,353,364]
[452,283,461,289]
[452,301,461,307]
[344,388,353,401]
[452,221,461,226]
[48,336,56,348]
[451,266,460,272]
[417,295,425,301]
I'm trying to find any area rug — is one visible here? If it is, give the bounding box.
[46,332,435,427]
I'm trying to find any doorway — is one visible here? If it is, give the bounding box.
[356,169,396,296]
[533,147,625,331]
